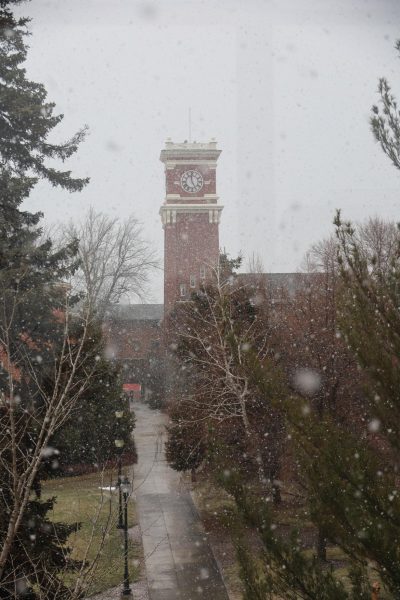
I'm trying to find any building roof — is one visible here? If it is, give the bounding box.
[238,272,318,296]
[106,304,164,322]
[105,274,317,323]
[123,383,141,392]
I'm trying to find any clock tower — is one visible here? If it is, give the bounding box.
[160,139,223,317]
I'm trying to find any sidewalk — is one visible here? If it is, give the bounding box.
[89,575,148,600]
[133,401,230,600]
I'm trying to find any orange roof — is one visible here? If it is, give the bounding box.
[123,383,141,392]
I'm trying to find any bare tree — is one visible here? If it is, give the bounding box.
[168,268,285,502]
[63,207,158,319]
[307,218,399,279]
[246,251,265,275]
[0,290,96,588]
[356,216,399,276]
[307,234,338,276]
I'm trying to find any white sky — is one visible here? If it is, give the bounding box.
[17,0,400,302]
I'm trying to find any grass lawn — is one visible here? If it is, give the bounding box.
[42,467,140,597]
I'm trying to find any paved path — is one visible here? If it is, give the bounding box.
[133,402,230,600]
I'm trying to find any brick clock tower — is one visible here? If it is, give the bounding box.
[160,139,223,317]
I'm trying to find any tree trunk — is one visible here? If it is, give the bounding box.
[316,526,327,562]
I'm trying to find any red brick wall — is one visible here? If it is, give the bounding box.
[164,212,219,315]
[104,319,162,361]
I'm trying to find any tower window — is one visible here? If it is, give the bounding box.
[190,275,196,288]
[131,340,141,353]
[200,265,206,280]
[180,283,186,297]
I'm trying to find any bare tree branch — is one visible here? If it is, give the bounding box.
[61,207,159,319]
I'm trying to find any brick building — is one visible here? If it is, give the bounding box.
[104,304,163,400]
[105,139,224,395]
[105,139,307,398]
[160,139,223,316]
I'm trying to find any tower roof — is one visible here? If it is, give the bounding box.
[160,139,221,163]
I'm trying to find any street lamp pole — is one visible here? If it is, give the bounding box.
[121,476,133,599]
[115,409,125,530]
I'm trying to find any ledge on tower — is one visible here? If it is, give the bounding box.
[160,138,221,162]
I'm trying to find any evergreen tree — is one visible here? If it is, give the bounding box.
[212,41,400,600]
[50,324,136,471]
[221,464,373,600]
[371,40,400,172]
[0,1,24,9]
[222,213,400,598]
[0,10,88,193]
[0,5,88,377]
[0,6,90,595]
[165,401,206,480]
[218,249,242,283]
[224,219,400,599]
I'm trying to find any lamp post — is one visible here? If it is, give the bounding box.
[115,409,125,530]
[121,475,133,599]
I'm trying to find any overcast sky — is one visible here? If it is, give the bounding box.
[16,0,400,302]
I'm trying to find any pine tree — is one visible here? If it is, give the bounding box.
[165,401,206,480]
[221,463,373,600]
[0,5,90,595]
[371,40,400,172]
[0,1,24,9]
[0,5,88,371]
[213,40,400,600]
[0,10,88,193]
[50,324,136,472]
[222,216,400,598]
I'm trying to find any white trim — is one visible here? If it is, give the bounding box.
[163,160,218,168]
[160,203,223,226]
[164,141,218,150]
[164,195,219,203]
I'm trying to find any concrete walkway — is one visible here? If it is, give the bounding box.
[133,402,230,600]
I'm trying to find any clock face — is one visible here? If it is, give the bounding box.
[180,170,204,193]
